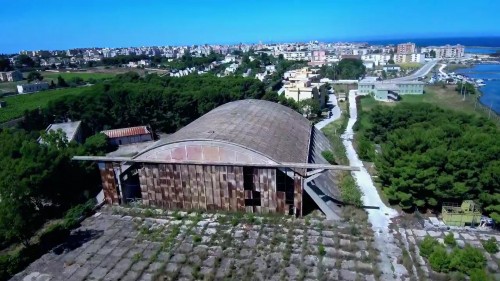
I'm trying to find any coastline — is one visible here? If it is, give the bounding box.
[445,62,500,119]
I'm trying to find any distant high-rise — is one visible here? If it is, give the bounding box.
[397,42,416,55]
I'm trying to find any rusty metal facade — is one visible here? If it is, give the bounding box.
[99,163,120,204]
[136,163,303,216]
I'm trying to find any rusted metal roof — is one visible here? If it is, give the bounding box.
[136,99,312,164]
[102,126,150,139]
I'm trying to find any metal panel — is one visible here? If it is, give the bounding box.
[100,163,120,205]
[294,173,303,217]
[204,166,214,211]
[197,165,206,210]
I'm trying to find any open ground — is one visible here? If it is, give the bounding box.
[12,206,381,281]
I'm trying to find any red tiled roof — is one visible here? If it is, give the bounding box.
[102,126,150,139]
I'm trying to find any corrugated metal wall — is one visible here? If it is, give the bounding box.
[99,162,120,204]
[137,164,303,216]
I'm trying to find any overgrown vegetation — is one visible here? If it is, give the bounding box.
[420,235,490,279]
[20,72,299,134]
[481,237,499,254]
[355,102,500,217]
[0,201,95,280]
[321,96,362,206]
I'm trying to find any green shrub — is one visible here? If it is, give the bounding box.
[193,235,202,243]
[318,244,326,256]
[481,237,498,254]
[420,235,439,258]
[449,245,486,274]
[469,268,493,281]
[444,233,457,247]
[429,246,450,272]
[321,150,336,165]
[39,223,70,250]
[63,200,94,229]
[340,174,362,207]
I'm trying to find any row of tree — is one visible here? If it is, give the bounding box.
[21,71,301,135]
[357,103,500,220]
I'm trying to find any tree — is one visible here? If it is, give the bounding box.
[449,245,486,274]
[299,98,321,118]
[57,75,68,87]
[481,237,499,254]
[49,80,56,89]
[0,174,41,246]
[381,70,387,79]
[469,269,493,281]
[429,246,451,272]
[15,54,35,68]
[360,103,500,214]
[27,71,43,82]
[444,233,457,247]
[0,56,12,71]
[430,50,436,58]
[420,236,439,258]
[83,133,113,155]
[336,59,366,79]
[455,82,476,95]
[388,59,395,65]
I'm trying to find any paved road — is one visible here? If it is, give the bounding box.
[314,93,341,130]
[388,60,438,82]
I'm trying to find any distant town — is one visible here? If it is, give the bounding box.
[1,41,494,103]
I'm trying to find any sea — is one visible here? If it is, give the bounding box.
[455,64,500,114]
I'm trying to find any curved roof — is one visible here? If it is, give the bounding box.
[136,99,312,163]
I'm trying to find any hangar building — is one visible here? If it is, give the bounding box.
[75,99,358,219]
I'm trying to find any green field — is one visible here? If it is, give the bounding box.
[42,72,116,81]
[0,81,18,94]
[360,85,487,118]
[0,87,87,123]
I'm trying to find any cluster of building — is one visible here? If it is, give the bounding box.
[282,67,326,106]
[12,41,466,71]
[0,70,23,82]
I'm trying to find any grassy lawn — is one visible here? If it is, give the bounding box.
[0,87,87,123]
[42,71,116,82]
[360,85,487,118]
[445,63,470,72]
[0,82,18,94]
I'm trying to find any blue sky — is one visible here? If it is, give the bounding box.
[0,0,499,53]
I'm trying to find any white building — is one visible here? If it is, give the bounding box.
[281,51,310,61]
[421,45,465,58]
[17,82,49,94]
[358,78,425,101]
[394,54,425,64]
[0,70,23,82]
[38,120,83,144]
[282,67,324,106]
[361,54,391,66]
